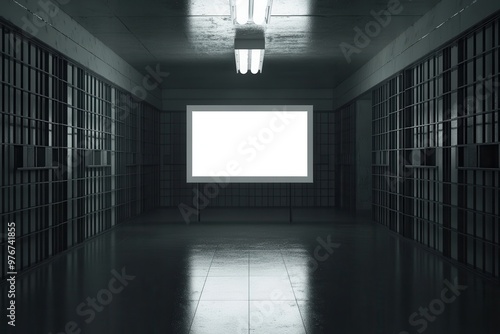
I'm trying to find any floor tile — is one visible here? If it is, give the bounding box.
[200,276,249,301]
[249,300,306,334]
[250,276,295,301]
[190,301,248,334]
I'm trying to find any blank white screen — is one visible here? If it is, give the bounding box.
[191,109,309,180]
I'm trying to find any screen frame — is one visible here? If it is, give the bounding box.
[186,105,314,183]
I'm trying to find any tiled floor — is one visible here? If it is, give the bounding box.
[1,209,500,334]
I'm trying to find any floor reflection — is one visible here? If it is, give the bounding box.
[186,245,310,334]
[1,216,499,334]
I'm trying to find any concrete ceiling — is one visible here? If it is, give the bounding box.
[61,0,441,89]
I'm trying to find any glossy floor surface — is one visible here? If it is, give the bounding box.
[1,209,500,334]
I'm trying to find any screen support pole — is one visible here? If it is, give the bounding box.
[289,183,292,223]
[197,183,201,222]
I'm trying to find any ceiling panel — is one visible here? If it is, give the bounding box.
[63,0,442,89]
[75,16,130,33]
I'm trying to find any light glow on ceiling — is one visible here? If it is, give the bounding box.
[231,0,273,25]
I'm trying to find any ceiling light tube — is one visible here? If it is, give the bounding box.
[250,50,261,74]
[252,0,268,25]
[235,0,250,25]
[238,50,249,74]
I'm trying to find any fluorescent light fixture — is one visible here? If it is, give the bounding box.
[234,37,265,74]
[235,49,264,74]
[230,0,273,25]
[186,105,313,183]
